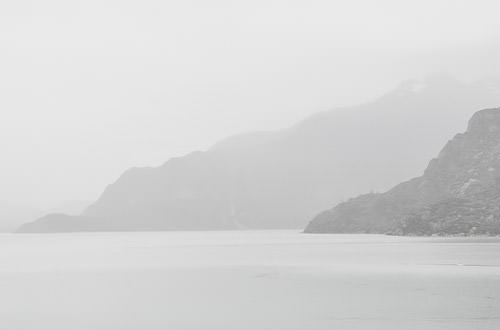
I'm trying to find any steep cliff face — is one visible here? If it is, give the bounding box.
[18,76,500,232]
[393,186,500,236]
[305,108,500,235]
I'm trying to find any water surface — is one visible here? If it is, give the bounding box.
[1,231,499,330]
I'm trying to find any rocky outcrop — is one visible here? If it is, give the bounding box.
[305,108,500,235]
[392,185,500,236]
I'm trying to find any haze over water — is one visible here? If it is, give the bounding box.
[1,231,499,330]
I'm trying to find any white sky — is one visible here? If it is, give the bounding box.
[1,0,500,207]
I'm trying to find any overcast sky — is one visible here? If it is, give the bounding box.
[1,0,500,208]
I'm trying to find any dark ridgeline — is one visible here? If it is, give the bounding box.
[305,108,500,236]
[18,75,500,233]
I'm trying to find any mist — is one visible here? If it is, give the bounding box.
[1,0,500,208]
[3,1,500,329]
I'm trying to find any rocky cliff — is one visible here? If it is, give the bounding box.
[305,108,500,235]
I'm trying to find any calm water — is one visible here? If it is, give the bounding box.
[0,231,499,330]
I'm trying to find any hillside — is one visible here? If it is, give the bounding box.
[305,108,500,235]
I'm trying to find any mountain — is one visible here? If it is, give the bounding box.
[0,202,43,232]
[0,200,90,233]
[45,200,91,216]
[305,108,500,235]
[18,75,500,233]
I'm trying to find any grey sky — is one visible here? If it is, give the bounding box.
[1,0,500,207]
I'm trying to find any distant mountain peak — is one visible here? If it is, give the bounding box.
[467,107,500,134]
[392,73,459,95]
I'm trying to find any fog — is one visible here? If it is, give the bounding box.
[4,3,500,329]
[1,0,500,208]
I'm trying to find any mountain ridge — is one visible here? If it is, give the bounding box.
[17,76,500,233]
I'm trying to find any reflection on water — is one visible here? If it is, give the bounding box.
[0,231,499,330]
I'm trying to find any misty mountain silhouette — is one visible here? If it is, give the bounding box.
[0,200,90,232]
[0,202,42,232]
[305,108,500,235]
[18,74,500,232]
